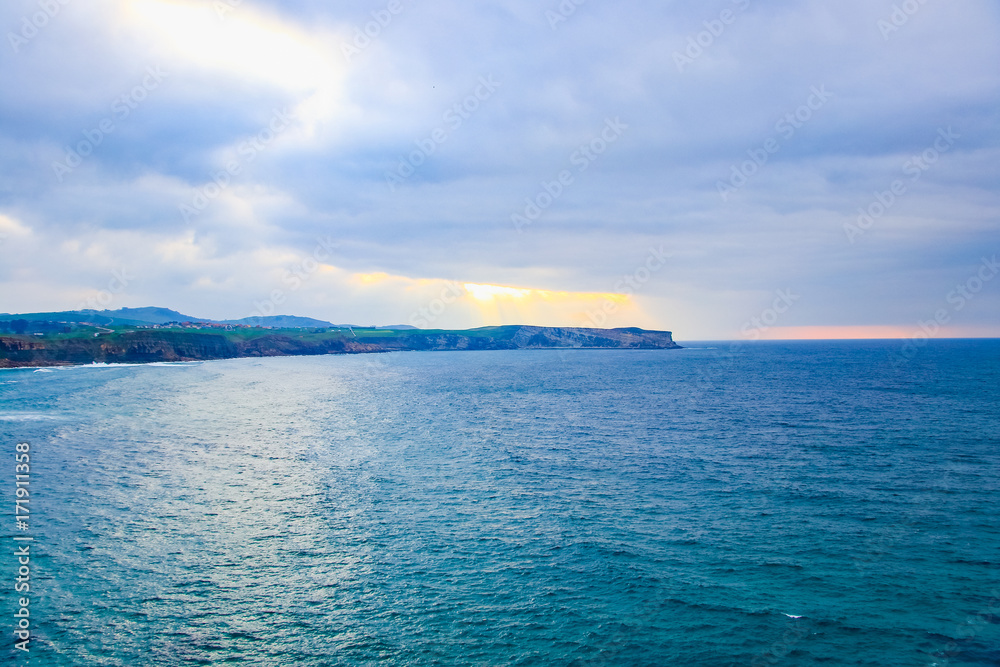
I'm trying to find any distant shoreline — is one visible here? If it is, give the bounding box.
[0,325,680,369]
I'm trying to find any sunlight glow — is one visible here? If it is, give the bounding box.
[0,214,31,238]
[463,283,530,300]
[456,282,637,327]
[354,272,391,285]
[336,274,647,328]
[463,282,627,304]
[123,0,341,92]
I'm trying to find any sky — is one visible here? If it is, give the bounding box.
[0,0,998,340]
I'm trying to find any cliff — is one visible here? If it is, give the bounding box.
[0,326,679,368]
[367,326,680,352]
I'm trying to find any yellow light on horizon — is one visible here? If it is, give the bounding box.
[355,272,390,285]
[337,273,651,328]
[462,282,629,304]
[463,283,530,300]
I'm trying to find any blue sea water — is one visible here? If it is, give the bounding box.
[1,340,998,666]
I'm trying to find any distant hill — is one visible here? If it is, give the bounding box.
[96,306,205,324]
[0,306,201,326]
[222,315,335,328]
[0,307,336,328]
[333,324,419,330]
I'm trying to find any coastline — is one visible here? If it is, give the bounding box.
[0,325,680,369]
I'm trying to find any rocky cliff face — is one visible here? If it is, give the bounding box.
[0,338,46,353]
[0,326,679,368]
[371,326,679,352]
[510,326,678,349]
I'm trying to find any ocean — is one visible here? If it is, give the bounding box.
[1,340,998,666]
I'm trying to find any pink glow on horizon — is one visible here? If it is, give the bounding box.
[753,325,1000,340]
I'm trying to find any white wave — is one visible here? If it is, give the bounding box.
[146,361,204,367]
[0,365,72,372]
[0,413,65,421]
[69,361,203,370]
[2,360,202,374]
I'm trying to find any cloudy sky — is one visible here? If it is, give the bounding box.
[1,0,997,339]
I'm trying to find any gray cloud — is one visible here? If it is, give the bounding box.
[1,0,998,337]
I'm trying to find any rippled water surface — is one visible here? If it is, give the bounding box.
[2,341,998,665]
